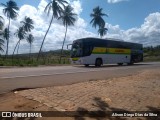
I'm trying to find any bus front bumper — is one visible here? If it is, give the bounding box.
[70,58,83,65]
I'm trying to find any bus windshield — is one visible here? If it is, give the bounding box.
[71,43,82,57]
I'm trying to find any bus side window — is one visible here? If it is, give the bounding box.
[83,46,93,56]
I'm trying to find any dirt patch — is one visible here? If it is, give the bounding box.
[0,93,72,120]
[0,92,49,111]
[17,69,160,111]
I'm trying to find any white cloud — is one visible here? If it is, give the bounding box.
[71,0,82,15]
[107,0,129,4]
[104,12,160,46]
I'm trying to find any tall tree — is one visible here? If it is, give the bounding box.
[58,5,77,63]
[0,38,4,53]
[90,6,107,34]
[98,26,108,38]
[0,28,9,53]
[37,0,68,61]
[13,27,26,56]
[0,16,4,30]
[0,32,5,53]
[18,16,34,54]
[26,34,34,59]
[1,0,19,57]
[21,16,34,32]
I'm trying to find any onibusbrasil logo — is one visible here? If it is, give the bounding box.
[1,112,42,118]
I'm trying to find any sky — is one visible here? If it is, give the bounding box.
[0,0,160,54]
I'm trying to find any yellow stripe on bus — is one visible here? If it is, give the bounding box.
[92,47,131,54]
[72,58,79,61]
[92,47,107,54]
[107,48,131,54]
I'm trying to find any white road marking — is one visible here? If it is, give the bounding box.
[0,64,155,79]
[0,69,111,79]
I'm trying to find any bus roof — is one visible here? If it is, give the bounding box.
[73,37,143,49]
[74,37,141,45]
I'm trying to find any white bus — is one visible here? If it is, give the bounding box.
[69,37,143,67]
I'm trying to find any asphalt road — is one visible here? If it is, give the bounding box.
[0,62,160,94]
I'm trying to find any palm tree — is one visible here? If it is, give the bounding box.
[0,36,5,53]
[19,16,34,55]
[98,26,108,38]
[26,34,34,59]
[90,6,107,29]
[37,0,68,61]
[58,5,77,63]
[0,16,4,30]
[1,0,19,57]
[21,16,34,32]
[0,28,9,53]
[0,38,4,53]
[0,28,9,40]
[13,27,26,56]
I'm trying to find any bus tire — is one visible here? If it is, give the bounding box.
[84,64,89,67]
[95,58,102,67]
[127,62,134,65]
[118,63,123,66]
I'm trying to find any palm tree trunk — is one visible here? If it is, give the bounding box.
[13,40,20,55]
[37,13,54,61]
[59,25,68,63]
[12,39,20,61]
[5,17,10,58]
[29,44,31,59]
[17,40,20,55]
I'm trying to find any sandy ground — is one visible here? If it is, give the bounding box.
[0,68,160,120]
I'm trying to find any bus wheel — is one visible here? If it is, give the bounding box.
[127,62,134,65]
[118,63,123,66]
[84,64,89,67]
[95,59,102,67]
